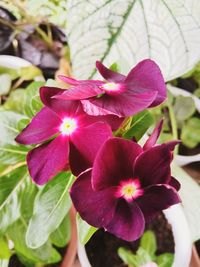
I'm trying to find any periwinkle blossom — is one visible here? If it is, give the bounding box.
[54,59,167,117]
[70,121,181,241]
[16,87,123,185]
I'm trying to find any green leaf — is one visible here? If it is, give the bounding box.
[0,144,28,166]
[140,230,157,257]
[0,238,11,259]
[156,253,174,267]
[181,117,200,148]
[172,164,200,241]
[0,66,19,80]
[0,167,32,235]
[8,220,61,265]
[0,259,9,267]
[2,89,26,114]
[23,81,44,118]
[0,111,25,146]
[76,214,97,245]
[67,0,200,81]
[50,214,71,247]
[19,66,42,81]
[26,172,74,248]
[123,110,154,141]
[0,74,11,96]
[118,247,139,267]
[174,95,195,121]
[136,247,152,265]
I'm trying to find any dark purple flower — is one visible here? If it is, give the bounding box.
[55,59,166,117]
[15,87,121,185]
[70,122,180,241]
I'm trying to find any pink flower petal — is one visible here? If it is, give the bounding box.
[92,138,142,191]
[96,61,125,82]
[69,122,112,176]
[143,120,163,150]
[27,135,69,185]
[16,107,61,145]
[104,199,145,241]
[70,169,117,227]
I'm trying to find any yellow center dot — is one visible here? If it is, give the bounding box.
[121,184,137,199]
[101,82,119,91]
[60,118,77,135]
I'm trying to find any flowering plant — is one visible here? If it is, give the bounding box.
[16,59,180,243]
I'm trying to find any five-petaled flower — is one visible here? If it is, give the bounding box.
[16,87,123,185]
[70,121,181,241]
[54,59,167,117]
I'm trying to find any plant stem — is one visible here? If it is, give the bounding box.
[167,101,179,154]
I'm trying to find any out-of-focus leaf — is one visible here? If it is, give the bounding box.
[174,95,195,121]
[50,214,71,247]
[136,247,152,265]
[17,118,30,132]
[0,111,25,146]
[0,259,9,267]
[156,253,174,267]
[172,164,200,241]
[2,89,26,114]
[67,0,200,81]
[8,220,61,265]
[31,95,43,114]
[140,231,157,258]
[26,172,74,248]
[0,67,19,80]
[19,66,42,81]
[0,238,11,259]
[76,214,97,245]
[123,110,154,141]
[181,118,200,148]
[118,247,139,267]
[0,74,11,95]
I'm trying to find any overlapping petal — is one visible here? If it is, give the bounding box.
[143,120,163,150]
[134,144,173,187]
[15,107,61,145]
[96,61,125,83]
[27,135,69,185]
[125,59,166,107]
[136,184,180,222]
[70,170,117,227]
[104,199,145,241]
[92,138,142,190]
[69,122,112,176]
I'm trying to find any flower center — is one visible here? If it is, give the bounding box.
[60,118,77,135]
[117,179,143,201]
[101,82,121,92]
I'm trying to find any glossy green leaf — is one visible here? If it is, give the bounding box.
[140,230,157,257]
[0,167,30,235]
[50,214,71,247]
[123,110,154,141]
[181,117,200,148]
[156,253,174,267]
[26,172,74,248]
[0,111,25,146]
[0,144,28,166]
[174,95,195,121]
[0,74,11,96]
[0,238,11,259]
[8,220,60,265]
[76,214,97,245]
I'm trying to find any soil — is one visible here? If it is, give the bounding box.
[86,212,174,267]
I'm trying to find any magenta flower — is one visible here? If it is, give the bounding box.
[15,87,122,185]
[70,122,180,241]
[55,59,166,117]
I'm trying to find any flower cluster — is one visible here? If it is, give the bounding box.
[16,59,180,241]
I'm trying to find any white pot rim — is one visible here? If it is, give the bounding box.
[78,204,192,267]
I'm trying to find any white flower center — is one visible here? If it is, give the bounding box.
[101,82,120,91]
[60,118,77,135]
